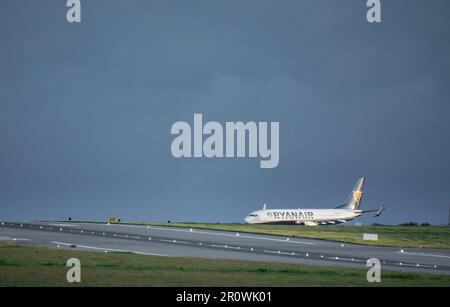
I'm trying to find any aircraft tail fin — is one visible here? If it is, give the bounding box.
[336,177,365,210]
[262,203,267,210]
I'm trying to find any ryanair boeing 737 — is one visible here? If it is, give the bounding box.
[244,177,384,226]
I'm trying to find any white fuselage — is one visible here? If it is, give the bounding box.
[244,209,363,225]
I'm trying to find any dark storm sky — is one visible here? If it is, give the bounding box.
[1,0,449,224]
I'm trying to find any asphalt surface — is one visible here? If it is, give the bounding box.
[1,221,450,275]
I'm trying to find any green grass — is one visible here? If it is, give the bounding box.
[114,222,450,249]
[0,243,449,287]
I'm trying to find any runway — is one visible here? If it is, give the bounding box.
[1,221,450,275]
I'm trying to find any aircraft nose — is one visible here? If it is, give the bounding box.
[244,216,251,224]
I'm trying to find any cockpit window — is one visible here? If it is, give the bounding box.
[249,214,258,217]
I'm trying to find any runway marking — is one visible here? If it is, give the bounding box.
[263,250,293,256]
[397,262,425,268]
[89,223,317,245]
[0,237,30,241]
[351,259,364,262]
[396,251,450,259]
[326,257,340,260]
[50,241,167,257]
[160,239,189,244]
[226,246,241,250]
[114,234,140,240]
[333,257,354,262]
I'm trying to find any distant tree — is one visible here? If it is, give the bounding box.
[168,220,171,223]
[68,217,72,221]
[420,223,430,227]
[372,223,384,226]
[399,222,419,227]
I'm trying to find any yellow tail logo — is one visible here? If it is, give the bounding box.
[353,190,363,203]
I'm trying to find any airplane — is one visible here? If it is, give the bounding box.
[244,177,385,226]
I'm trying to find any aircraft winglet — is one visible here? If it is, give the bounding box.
[373,205,385,217]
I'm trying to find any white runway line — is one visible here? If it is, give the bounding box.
[50,241,167,257]
[160,239,189,244]
[83,223,317,245]
[334,257,354,262]
[396,251,450,259]
[0,237,30,241]
[263,250,294,256]
[351,259,364,262]
[226,246,241,250]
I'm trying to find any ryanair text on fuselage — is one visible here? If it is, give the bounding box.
[245,177,385,226]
